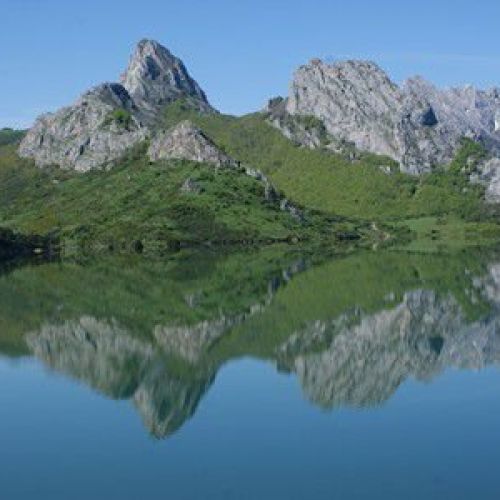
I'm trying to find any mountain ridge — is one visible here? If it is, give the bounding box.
[18,39,500,176]
[275,57,500,174]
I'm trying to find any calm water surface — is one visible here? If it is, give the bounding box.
[1,248,500,499]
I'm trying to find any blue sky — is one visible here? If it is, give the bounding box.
[1,0,499,128]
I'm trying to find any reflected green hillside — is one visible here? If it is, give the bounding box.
[1,247,500,437]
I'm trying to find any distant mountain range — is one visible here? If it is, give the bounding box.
[18,39,500,177]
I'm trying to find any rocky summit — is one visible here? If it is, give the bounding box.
[121,39,212,118]
[273,58,500,174]
[19,39,212,171]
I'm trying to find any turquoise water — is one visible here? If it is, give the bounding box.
[1,248,500,499]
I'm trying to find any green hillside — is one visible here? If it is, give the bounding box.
[1,103,499,256]
[0,128,25,147]
[0,143,367,254]
[160,101,490,221]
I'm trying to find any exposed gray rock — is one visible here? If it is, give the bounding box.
[470,157,500,203]
[403,77,500,166]
[19,83,147,171]
[148,120,238,167]
[19,40,212,171]
[265,98,334,151]
[244,165,304,220]
[180,177,203,194]
[286,60,405,160]
[278,59,500,174]
[121,39,213,119]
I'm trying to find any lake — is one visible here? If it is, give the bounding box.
[1,247,500,499]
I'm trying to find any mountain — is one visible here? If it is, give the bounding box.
[121,39,212,118]
[4,39,500,253]
[270,58,500,174]
[18,39,214,172]
[20,41,500,177]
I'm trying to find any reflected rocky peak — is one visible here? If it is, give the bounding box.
[26,316,215,438]
[20,251,310,438]
[280,288,500,409]
[7,249,500,439]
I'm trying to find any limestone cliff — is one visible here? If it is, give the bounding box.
[273,58,500,174]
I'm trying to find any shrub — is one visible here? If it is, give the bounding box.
[106,108,133,129]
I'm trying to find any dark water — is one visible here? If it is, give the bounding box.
[2,247,500,499]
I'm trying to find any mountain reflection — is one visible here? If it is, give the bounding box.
[2,248,500,438]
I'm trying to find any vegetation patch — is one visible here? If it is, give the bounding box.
[160,100,490,223]
[104,108,133,130]
[0,128,26,147]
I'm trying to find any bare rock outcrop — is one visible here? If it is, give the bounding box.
[276,58,500,174]
[148,120,237,167]
[19,83,147,171]
[471,157,500,203]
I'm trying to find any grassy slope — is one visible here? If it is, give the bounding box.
[1,140,373,254]
[0,144,317,252]
[160,102,489,221]
[1,107,499,252]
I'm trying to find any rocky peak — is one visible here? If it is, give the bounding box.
[121,39,212,116]
[19,39,214,171]
[286,59,405,160]
[278,59,500,173]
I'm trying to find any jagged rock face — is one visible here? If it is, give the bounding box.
[282,59,500,173]
[404,77,500,160]
[19,83,147,171]
[148,120,238,167]
[121,39,212,118]
[19,40,212,171]
[286,60,405,160]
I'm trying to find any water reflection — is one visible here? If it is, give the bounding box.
[2,247,500,438]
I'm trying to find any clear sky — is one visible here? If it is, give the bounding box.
[1,0,499,128]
